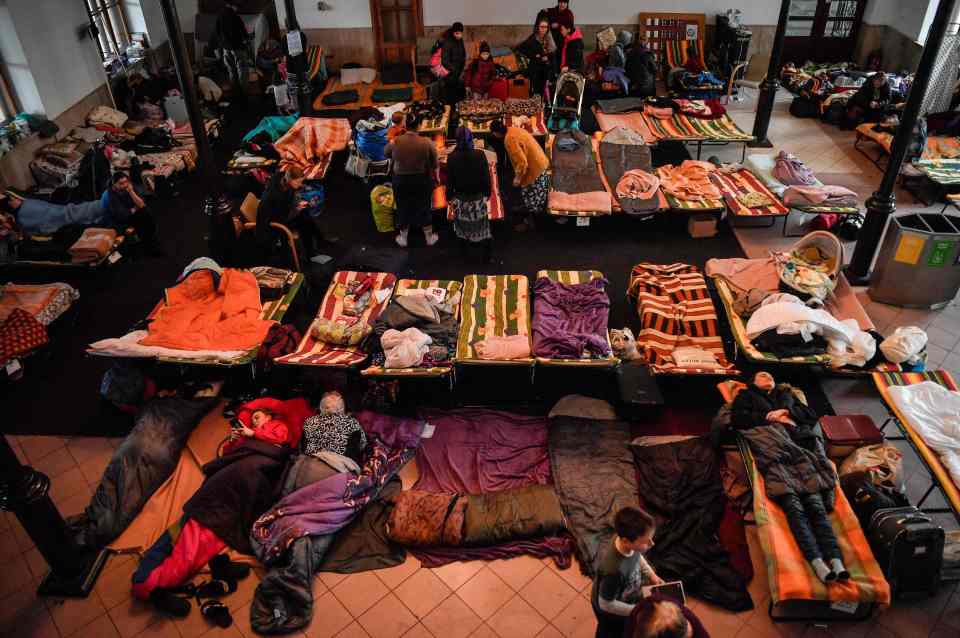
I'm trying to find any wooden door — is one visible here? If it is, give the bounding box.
[783,0,868,64]
[370,0,423,68]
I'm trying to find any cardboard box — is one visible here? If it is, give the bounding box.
[688,214,717,238]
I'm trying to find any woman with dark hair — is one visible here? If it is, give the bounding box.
[843,72,891,130]
[517,14,556,98]
[626,34,658,98]
[440,22,467,104]
[447,126,493,262]
[546,0,574,56]
[557,17,584,74]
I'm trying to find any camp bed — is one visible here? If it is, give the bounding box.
[593,134,668,215]
[545,134,614,220]
[417,105,450,135]
[532,270,617,368]
[739,438,891,620]
[712,272,899,375]
[464,114,548,138]
[873,370,960,525]
[313,73,426,111]
[455,274,534,366]
[361,278,463,378]
[276,271,395,368]
[710,168,791,219]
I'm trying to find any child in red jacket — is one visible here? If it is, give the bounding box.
[465,42,497,98]
[233,408,289,446]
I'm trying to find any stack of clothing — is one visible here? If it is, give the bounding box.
[656,161,722,203]
[30,141,87,190]
[68,228,116,263]
[369,288,461,369]
[458,98,504,119]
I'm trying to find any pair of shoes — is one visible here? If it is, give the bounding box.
[425,231,440,246]
[196,555,251,628]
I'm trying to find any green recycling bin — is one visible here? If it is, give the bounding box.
[868,211,960,309]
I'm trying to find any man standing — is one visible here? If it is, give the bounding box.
[102,173,162,255]
[490,119,549,232]
[384,113,440,247]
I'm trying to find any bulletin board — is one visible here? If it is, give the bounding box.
[638,13,707,78]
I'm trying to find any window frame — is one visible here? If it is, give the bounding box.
[84,0,131,61]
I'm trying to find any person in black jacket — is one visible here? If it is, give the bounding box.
[256,165,327,261]
[440,22,467,104]
[734,372,850,584]
[625,35,658,98]
[213,2,249,89]
[447,126,493,262]
[517,14,556,98]
[557,17,584,74]
[843,72,891,130]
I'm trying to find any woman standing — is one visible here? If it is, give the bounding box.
[490,119,550,232]
[384,112,440,247]
[447,127,493,263]
[440,22,467,104]
[517,15,556,98]
[557,18,584,74]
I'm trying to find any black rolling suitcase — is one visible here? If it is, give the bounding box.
[868,506,944,598]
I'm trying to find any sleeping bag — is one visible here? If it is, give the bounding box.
[386,484,566,548]
[69,398,217,549]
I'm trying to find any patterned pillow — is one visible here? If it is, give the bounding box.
[0,308,49,366]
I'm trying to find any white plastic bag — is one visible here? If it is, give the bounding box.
[880,326,927,364]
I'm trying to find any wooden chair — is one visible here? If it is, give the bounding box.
[238,192,302,272]
[727,53,769,104]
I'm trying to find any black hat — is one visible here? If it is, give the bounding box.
[452,22,464,33]
[479,41,491,54]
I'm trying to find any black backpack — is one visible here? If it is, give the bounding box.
[790,96,820,119]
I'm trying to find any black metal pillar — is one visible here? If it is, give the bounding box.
[284,0,312,116]
[748,0,791,148]
[0,437,108,597]
[157,0,216,181]
[847,0,959,283]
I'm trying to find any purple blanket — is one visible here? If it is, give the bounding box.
[411,409,573,568]
[532,276,612,359]
[250,412,422,565]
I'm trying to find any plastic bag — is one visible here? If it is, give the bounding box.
[880,326,927,364]
[839,443,905,494]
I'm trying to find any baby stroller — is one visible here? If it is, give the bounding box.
[547,72,585,132]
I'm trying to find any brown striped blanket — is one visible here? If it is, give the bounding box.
[627,263,734,374]
[710,169,790,217]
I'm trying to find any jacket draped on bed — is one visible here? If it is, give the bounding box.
[532,276,611,359]
[740,424,836,507]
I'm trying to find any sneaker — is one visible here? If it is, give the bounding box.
[425,231,439,246]
[395,233,408,248]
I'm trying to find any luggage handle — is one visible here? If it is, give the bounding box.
[896,514,931,525]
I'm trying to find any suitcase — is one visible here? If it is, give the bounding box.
[820,414,884,461]
[868,506,944,598]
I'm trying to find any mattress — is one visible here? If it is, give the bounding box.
[627,263,734,375]
[534,270,616,367]
[710,169,790,217]
[276,271,396,368]
[741,441,891,611]
[546,134,613,218]
[873,370,960,517]
[361,278,463,378]
[312,75,426,111]
[456,274,533,365]
[745,154,860,215]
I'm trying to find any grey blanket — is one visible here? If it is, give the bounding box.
[548,416,638,575]
[598,127,657,214]
[597,97,647,114]
[551,129,606,195]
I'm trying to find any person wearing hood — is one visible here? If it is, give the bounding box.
[607,31,632,69]
[546,1,574,56]
[465,42,498,97]
[440,22,467,104]
[447,126,493,262]
[517,14,556,97]
[626,34,659,98]
[558,18,584,74]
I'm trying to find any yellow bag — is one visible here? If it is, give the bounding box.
[310,318,371,346]
[370,184,395,233]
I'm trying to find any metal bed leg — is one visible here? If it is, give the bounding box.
[917,483,937,508]
[741,142,747,163]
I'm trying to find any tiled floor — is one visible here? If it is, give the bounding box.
[4,95,960,638]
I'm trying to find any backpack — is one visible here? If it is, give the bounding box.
[789,96,820,119]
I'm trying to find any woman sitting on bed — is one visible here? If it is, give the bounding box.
[732,372,850,584]
[842,73,891,130]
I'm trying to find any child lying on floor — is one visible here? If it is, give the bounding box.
[231,408,289,446]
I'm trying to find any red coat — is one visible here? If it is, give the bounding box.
[465,58,497,95]
[235,397,313,447]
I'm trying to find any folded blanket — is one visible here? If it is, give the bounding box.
[68,228,116,263]
[548,189,613,213]
[657,161,721,202]
[616,169,660,200]
[475,334,531,360]
[772,151,817,186]
[783,185,858,207]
